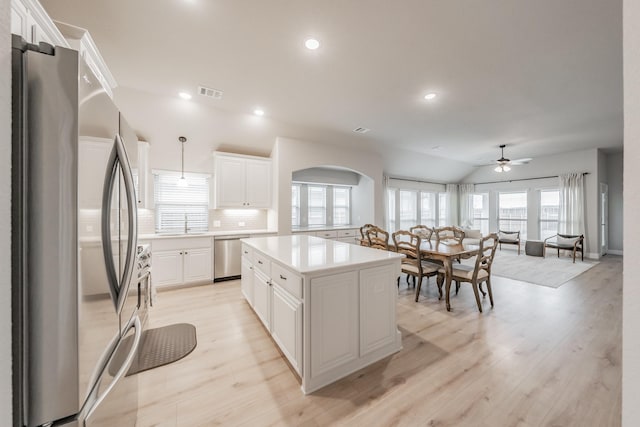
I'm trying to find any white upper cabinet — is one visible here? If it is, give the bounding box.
[213,153,272,209]
[11,0,118,98]
[11,0,68,47]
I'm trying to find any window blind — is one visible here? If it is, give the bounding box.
[154,172,209,233]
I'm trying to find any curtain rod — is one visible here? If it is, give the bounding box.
[474,172,589,186]
[387,176,446,186]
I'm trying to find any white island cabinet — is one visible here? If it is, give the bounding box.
[240,235,404,394]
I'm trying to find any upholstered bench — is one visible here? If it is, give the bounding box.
[525,240,544,257]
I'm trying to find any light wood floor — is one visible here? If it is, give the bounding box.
[137,255,622,427]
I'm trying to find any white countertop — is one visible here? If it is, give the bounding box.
[241,235,403,274]
[292,225,359,232]
[138,229,276,240]
[80,229,276,243]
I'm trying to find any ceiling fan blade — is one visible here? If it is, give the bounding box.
[509,158,532,165]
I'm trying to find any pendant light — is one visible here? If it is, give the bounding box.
[177,136,188,187]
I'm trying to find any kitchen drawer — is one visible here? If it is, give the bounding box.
[271,262,302,299]
[254,251,271,275]
[317,230,338,239]
[241,243,254,262]
[337,229,356,238]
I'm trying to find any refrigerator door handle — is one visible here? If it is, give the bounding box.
[101,134,138,314]
[117,133,139,310]
[83,315,142,423]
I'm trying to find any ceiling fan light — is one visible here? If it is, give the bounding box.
[494,166,503,173]
[503,165,511,172]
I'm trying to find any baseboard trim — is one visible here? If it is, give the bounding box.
[608,249,624,256]
[585,252,601,260]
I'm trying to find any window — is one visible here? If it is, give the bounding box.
[386,188,448,231]
[399,190,417,230]
[498,192,527,240]
[438,193,448,226]
[471,193,489,235]
[307,185,327,226]
[291,184,301,227]
[333,186,350,225]
[420,192,437,228]
[154,172,209,233]
[292,183,351,227]
[540,189,559,240]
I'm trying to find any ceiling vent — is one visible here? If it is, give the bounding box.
[198,86,223,99]
[353,127,370,134]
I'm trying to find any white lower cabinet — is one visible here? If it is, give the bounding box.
[240,238,402,394]
[271,284,303,375]
[359,265,397,356]
[241,257,254,305]
[310,272,359,377]
[252,269,271,330]
[183,248,213,283]
[151,238,213,288]
[152,250,183,287]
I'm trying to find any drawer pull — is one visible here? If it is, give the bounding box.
[279,274,287,280]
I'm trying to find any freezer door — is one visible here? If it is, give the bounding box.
[15,42,81,427]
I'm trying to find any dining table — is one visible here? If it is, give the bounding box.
[416,240,480,311]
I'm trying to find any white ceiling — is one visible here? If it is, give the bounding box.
[41,0,622,166]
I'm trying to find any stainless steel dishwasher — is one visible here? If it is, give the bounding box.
[214,235,249,281]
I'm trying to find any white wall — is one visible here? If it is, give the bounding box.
[1,0,12,422]
[462,148,600,257]
[273,137,383,234]
[607,152,623,253]
[624,0,640,424]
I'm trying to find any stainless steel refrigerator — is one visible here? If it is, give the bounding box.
[12,35,144,426]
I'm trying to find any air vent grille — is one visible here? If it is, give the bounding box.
[198,86,223,99]
[353,127,370,133]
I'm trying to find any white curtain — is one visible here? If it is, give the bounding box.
[382,174,390,230]
[558,173,585,235]
[458,183,475,228]
[446,184,458,226]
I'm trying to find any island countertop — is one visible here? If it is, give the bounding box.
[241,235,404,274]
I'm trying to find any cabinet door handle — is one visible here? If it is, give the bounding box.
[185,251,188,255]
[258,260,263,264]
[279,274,287,280]
[179,252,183,255]
[244,250,248,254]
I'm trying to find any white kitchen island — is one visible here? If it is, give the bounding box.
[240,235,404,394]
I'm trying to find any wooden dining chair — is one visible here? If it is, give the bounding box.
[365,225,390,250]
[359,224,375,246]
[434,226,465,244]
[436,233,498,312]
[392,230,441,300]
[409,225,434,242]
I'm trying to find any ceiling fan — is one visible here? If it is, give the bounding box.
[493,144,532,172]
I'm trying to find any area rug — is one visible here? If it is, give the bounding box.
[486,249,598,288]
[110,323,197,376]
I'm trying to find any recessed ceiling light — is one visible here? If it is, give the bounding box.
[179,92,192,100]
[253,108,265,116]
[424,93,437,101]
[305,38,320,50]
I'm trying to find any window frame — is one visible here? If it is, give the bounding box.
[292,182,352,228]
[386,188,449,231]
[497,191,528,240]
[153,170,210,234]
[539,188,560,240]
[470,192,490,235]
